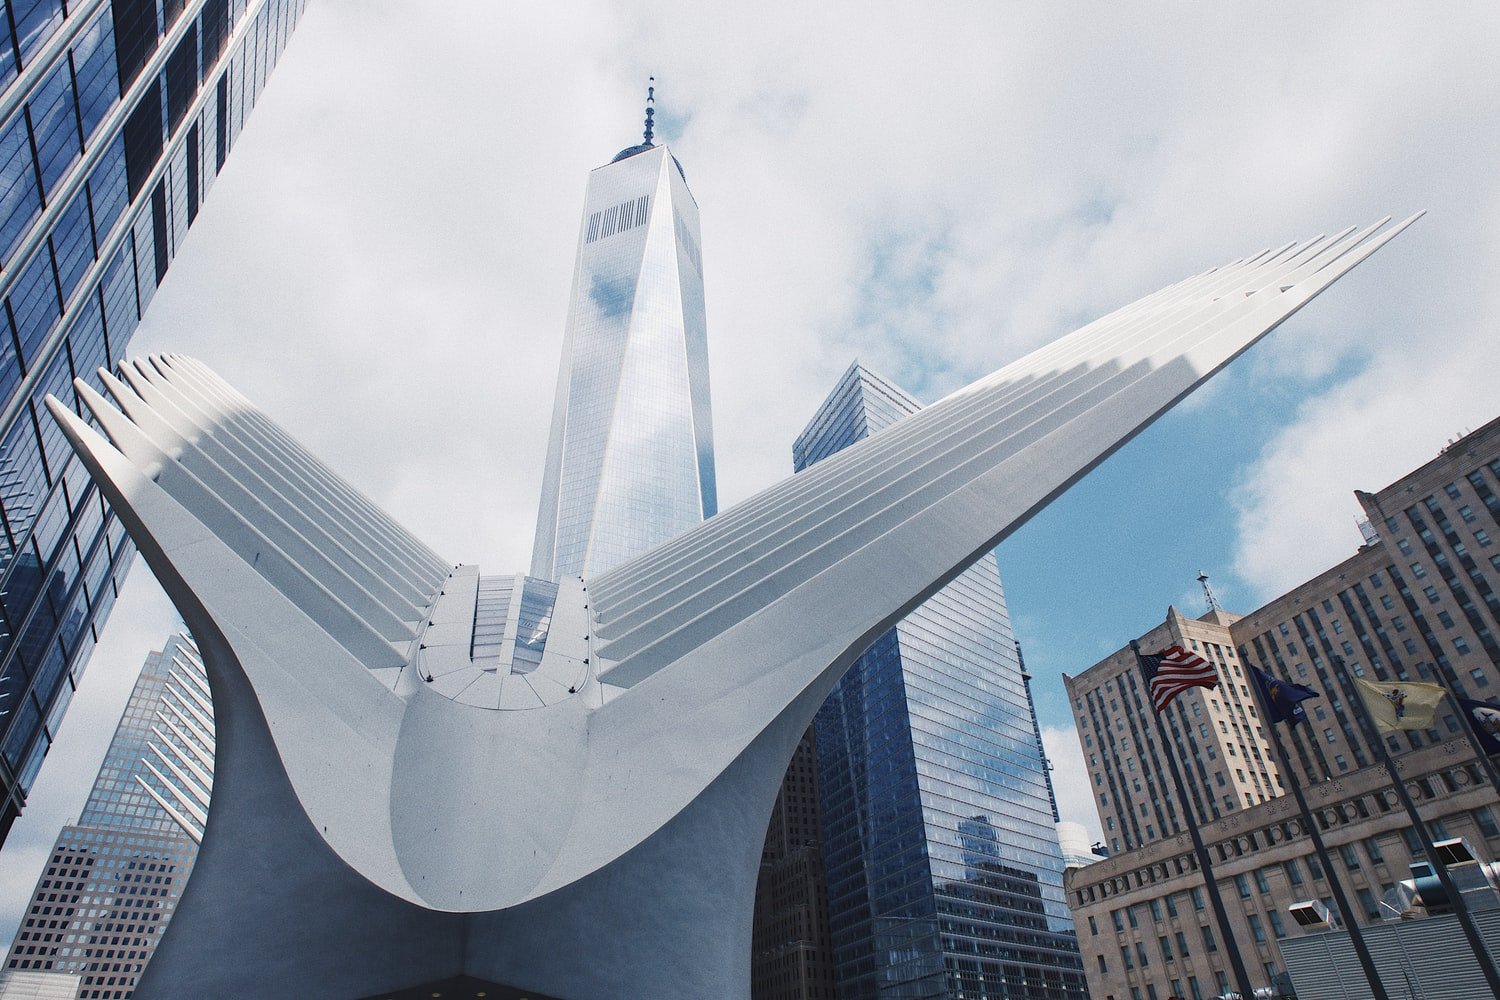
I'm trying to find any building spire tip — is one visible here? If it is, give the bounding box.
[643,76,656,146]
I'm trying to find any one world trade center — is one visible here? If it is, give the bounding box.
[531,85,716,581]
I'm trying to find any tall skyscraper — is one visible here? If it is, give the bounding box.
[5,634,212,998]
[0,0,305,844]
[797,363,1086,1000]
[1064,607,1281,856]
[531,85,715,581]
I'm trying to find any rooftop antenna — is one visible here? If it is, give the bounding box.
[642,76,656,146]
[1197,571,1222,614]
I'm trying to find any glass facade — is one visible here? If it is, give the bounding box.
[798,364,1086,1000]
[4,633,211,995]
[0,0,305,845]
[531,140,715,581]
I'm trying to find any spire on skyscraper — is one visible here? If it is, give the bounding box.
[643,76,656,145]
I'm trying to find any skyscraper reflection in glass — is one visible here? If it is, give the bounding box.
[797,364,1087,1000]
[531,94,715,581]
[0,0,305,845]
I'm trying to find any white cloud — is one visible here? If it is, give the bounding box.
[1042,725,1103,846]
[1230,353,1499,599]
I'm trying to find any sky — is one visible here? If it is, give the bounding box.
[4,0,1500,937]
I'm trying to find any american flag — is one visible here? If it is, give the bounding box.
[1141,645,1218,712]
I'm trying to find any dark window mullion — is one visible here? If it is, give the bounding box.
[20,104,47,210]
[3,2,21,74]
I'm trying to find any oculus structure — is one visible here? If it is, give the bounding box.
[44,216,1420,998]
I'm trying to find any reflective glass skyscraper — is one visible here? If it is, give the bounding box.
[797,364,1086,999]
[0,0,304,843]
[531,90,715,581]
[5,633,212,992]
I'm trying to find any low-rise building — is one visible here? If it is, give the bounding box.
[1064,740,1500,1000]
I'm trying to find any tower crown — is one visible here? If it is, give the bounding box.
[612,76,659,162]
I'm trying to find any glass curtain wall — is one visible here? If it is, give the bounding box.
[797,363,1087,1000]
[0,0,306,845]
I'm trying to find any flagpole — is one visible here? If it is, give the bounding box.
[1131,640,1257,1000]
[1426,661,1500,796]
[1247,665,1389,1000]
[1352,690,1500,995]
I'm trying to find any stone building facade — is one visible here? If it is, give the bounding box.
[1064,417,1500,999]
[1065,609,1283,856]
[1064,741,1500,1000]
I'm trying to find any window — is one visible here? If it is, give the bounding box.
[1175,930,1189,957]
[1249,913,1266,943]
[1149,899,1162,921]
[1284,860,1303,886]
[1357,887,1381,922]
[1394,616,1407,632]
[1364,837,1385,864]
[1121,946,1133,970]
[1341,844,1361,870]
[1397,538,1414,555]
[1455,637,1472,655]
[1136,941,1149,968]
[1201,924,1217,952]
[1438,611,1455,629]
[1477,529,1492,548]
[1269,910,1286,939]
[1411,562,1428,580]
[1335,754,1348,770]
[1088,915,1098,935]
[1309,854,1325,880]
[1191,887,1204,911]
[1165,893,1178,918]
[1381,594,1395,610]
[1475,807,1500,839]
[1112,909,1124,932]
[1460,505,1476,523]
[1446,483,1462,500]
[1424,585,1441,604]
[1189,977,1203,1000]
[1471,668,1488,687]
[1255,868,1271,893]
[1235,874,1251,899]
[1127,905,1139,928]
[1159,935,1172,961]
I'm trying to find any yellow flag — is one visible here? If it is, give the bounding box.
[1354,678,1447,733]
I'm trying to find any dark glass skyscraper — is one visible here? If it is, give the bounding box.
[0,0,304,843]
[797,364,1087,1000]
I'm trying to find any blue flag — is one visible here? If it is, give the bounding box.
[1252,666,1320,726]
[1460,698,1500,756]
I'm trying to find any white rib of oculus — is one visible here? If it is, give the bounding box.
[46,215,1420,999]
